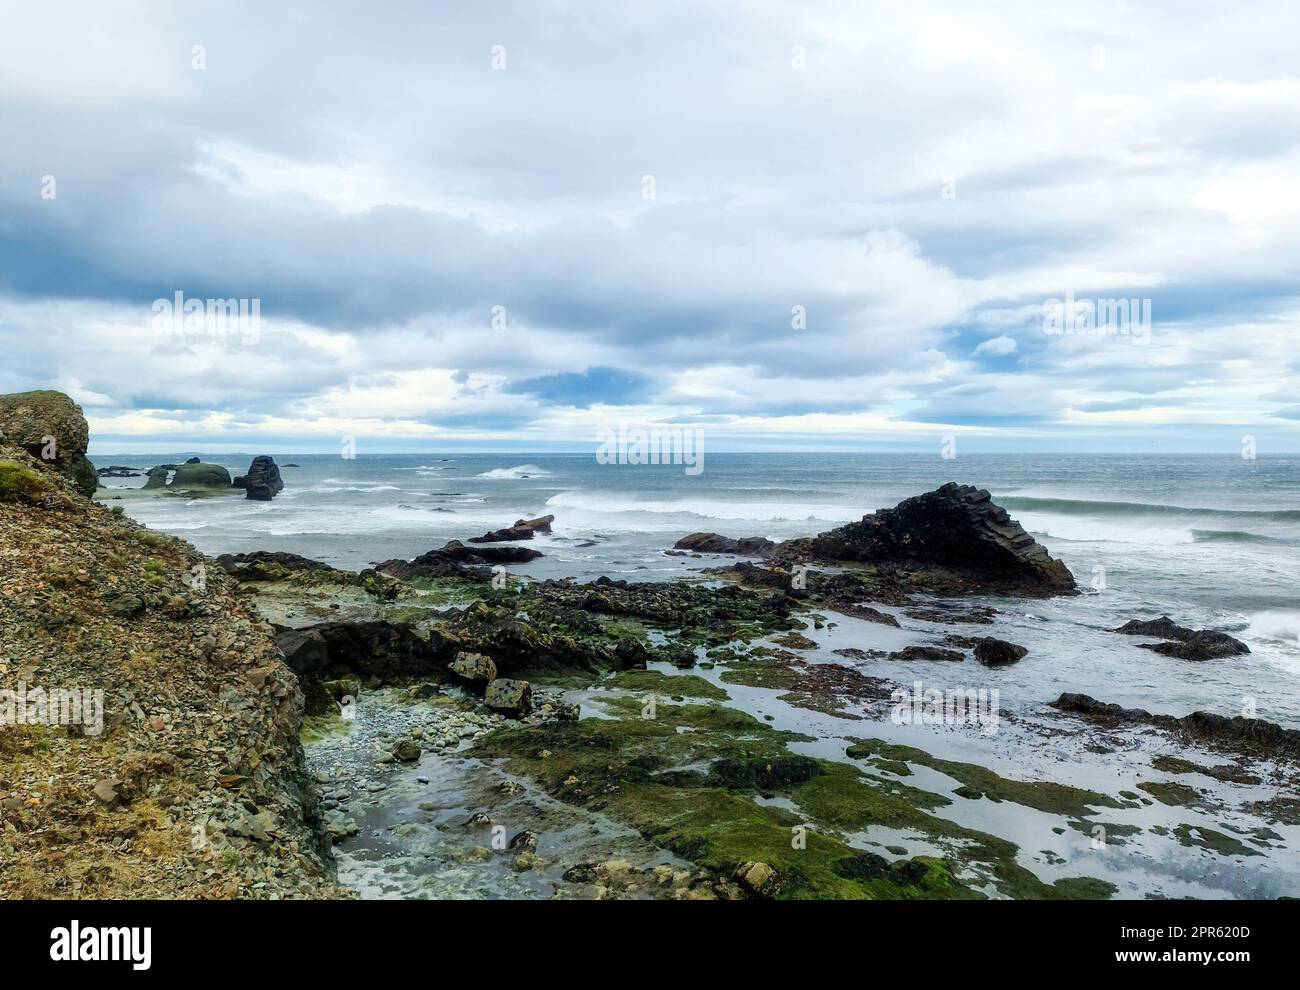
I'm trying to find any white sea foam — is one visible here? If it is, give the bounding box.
[477,464,551,479]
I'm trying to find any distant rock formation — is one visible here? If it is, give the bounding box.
[0,390,97,496]
[468,514,555,543]
[97,465,142,478]
[233,455,284,501]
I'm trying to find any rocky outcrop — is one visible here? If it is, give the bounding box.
[233,455,284,501]
[1113,616,1250,660]
[1051,693,1300,761]
[468,514,555,543]
[677,484,1075,595]
[0,391,340,898]
[97,465,142,478]
[0,390,97,497]
[802,483,1074,591]
[674,533,777,556]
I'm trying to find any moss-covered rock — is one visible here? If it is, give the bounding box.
[170,462,233,488]
[0,390,96,496]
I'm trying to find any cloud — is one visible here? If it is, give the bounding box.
[972,336,1018,358]
[2,0,1300,449]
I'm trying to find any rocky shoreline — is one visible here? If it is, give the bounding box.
[3,391,1295,900]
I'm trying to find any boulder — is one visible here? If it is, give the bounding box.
[972,637,1029,666]
[232,455,284,501]
[143,466,170,489]
[392,739,422,762]
[448,651,497,687]
[170,462,233,488]
[485,678,532,716]
[1113,616,1249,660]
[468,514,555,543]
[0,390,97,496]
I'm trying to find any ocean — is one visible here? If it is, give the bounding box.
[99,452,1300,728]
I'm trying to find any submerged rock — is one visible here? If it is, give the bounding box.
[1113,616,1249,660]
[1051,693,1300,760]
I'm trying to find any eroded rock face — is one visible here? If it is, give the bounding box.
[233,455,284,501]
[0,390,97,497]
[1112,616,1250,660]
[806,483,1075,591]
[0,396,341,897]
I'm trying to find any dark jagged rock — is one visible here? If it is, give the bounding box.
[1112,615,1249,660]
[679,484,1074,595]
[0,390,97,497]
[375,539,543,580]
[468,514,555,543]
[673,533,777,556]
[802,483,1074,591]
[973,637,1029,666]
[1050,693,1300,761]
[144,466,170,488]
[184,456,201,464]
[97,465,142,477]
[233,455,284,501]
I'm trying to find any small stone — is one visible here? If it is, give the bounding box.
[92,779,121,807]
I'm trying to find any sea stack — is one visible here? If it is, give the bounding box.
[233,455,285,501]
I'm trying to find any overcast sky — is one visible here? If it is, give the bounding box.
[3,0,1299,453]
